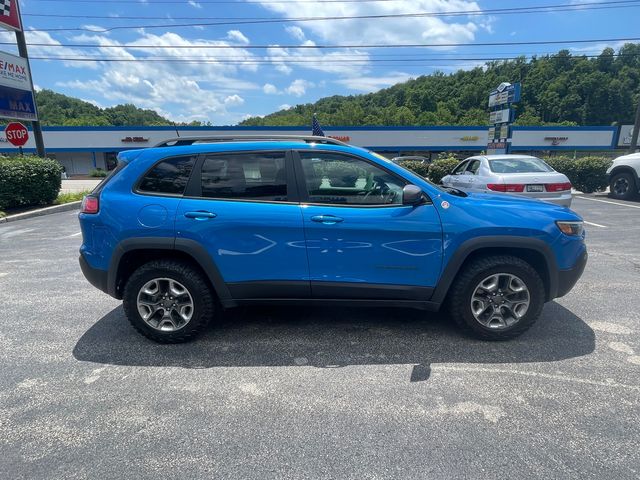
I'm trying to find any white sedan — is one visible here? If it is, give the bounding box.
[441,155,573,207]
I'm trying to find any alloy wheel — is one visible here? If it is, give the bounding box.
[136,277,194,332]
[470,273,530,330]
[613,177,630,196]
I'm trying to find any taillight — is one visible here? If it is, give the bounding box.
[545,182,572,192]
[81,195,99,214]
[487,184,525,193]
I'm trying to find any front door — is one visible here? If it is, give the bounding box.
[175,150,310,299]
[294,150,443,300]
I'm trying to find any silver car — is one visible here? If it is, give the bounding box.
[441,155,573,207]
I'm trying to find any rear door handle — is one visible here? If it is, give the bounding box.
[184,211,217,220]
[311,215,344,224]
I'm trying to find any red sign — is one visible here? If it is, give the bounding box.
[0,0,22,32]
[5,121,28,146]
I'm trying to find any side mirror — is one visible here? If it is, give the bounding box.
[403,184,424,205]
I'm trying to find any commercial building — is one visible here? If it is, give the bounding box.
[0,125,627,175]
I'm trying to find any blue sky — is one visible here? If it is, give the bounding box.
[1,0,638,124]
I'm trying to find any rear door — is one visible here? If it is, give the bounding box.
[293,150,443,300]
[462,159,482,192]
[175,150,310,299]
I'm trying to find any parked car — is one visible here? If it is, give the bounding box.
[607,152,640,200]
[391,155,431,164]
[79,136,587,343]
[441,155,573,207]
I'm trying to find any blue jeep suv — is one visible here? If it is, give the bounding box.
[79,136,587,343]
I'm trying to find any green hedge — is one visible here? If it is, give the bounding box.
[543,156,612,193]
[428,157,460,184]
[89,168,108,178]
[0,155,63,210]
[397,160,430,178]
[399,156,460,184]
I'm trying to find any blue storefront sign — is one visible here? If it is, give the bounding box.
[0,84,37,121]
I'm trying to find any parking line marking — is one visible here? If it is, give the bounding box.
[69,232,82,237]
[584,221,607,228]
[575,196,640,209]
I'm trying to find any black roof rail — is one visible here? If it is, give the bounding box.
[153,135,347,148]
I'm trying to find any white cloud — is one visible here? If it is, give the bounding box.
[257,0,483,46]
[335,73,413,93]
[188,0,202,8]
[226,30,249,45]
[263,83,279,94]
[33,84,42,92]
[278,104,292,110]
[52,30,264,123]
[266,41,371,77]
[285,79,313,97]
[285,26,305,41]
[224,94,245,106]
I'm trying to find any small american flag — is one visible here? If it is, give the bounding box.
[312,114,325,137]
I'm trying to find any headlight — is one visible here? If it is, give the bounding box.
[556,221,584,236]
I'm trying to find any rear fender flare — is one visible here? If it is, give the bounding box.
[108,237,234,306]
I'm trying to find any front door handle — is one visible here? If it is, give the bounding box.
[311,215,344,225]
[184,211,217,220]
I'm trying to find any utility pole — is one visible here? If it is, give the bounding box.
[15,27,46,158]
[628,95,640,154]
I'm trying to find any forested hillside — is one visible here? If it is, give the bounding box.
[35,90,180,126]
[241,44,640,127]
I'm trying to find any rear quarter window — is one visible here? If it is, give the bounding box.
[137,156,197,195]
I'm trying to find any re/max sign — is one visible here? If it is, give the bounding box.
[0,61,26,76]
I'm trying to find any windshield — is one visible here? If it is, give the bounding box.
[373,150,449,192]
[488,157,554,173]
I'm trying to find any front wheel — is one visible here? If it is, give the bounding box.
[609,172,637,200]
[123,260,216,343]
[447,255,545,340]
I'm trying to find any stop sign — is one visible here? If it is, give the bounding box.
[5,122,29,147]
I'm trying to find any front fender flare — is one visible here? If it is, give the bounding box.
[430,236,559,305]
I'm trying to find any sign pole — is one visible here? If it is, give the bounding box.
[628,97,640,154]
[15,29,45,158]
[14,4,45,158]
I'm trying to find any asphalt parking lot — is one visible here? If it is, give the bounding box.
[1,195,639,479]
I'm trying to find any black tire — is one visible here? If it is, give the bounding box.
[447,255,545,341]
[123,260,216,343]
[609,172,637,200]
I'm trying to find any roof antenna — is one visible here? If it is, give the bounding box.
[172,121,181,138]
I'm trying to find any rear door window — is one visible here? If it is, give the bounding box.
[200,152,288,202]
[137,156,196,195]
[466,160,481,175]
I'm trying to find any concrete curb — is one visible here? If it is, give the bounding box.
[0,201,81,224]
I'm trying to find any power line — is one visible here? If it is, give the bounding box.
[26,1,640,32]
[27,0,434,4]
[28,53,640,64]
[7,36,640,50]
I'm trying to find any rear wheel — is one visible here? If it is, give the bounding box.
[609,172,637,200]
[123,260,216,343]
[447,255,545,340]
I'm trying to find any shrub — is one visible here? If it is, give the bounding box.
[0,155,63,210]
[89,168,108,178]
[325,161,363,187]
[428,157,460,184]
[398,160,430,178]
[544,156,612,193]
[55,190,92,205]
